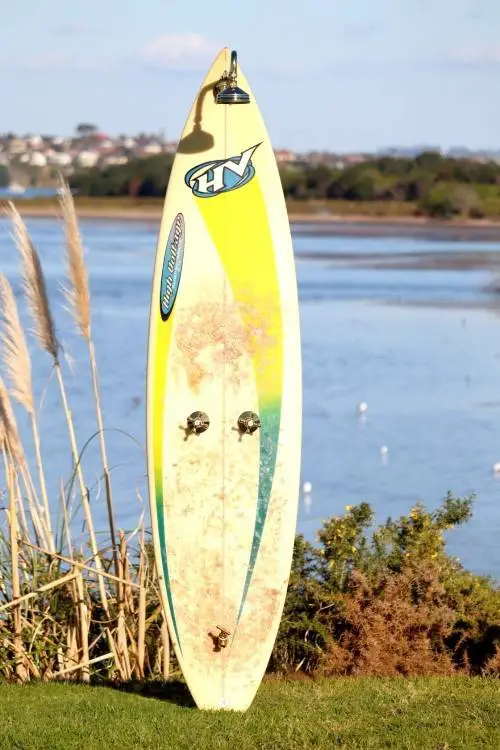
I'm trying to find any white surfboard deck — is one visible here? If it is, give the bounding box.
[146,47,302,711]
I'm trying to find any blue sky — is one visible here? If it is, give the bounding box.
[1,0,499,152]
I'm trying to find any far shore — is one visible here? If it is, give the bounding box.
[4,198,500,240]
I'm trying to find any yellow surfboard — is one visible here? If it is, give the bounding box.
[146,48,302,711]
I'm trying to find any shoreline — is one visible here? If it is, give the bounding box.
[5,200,500,239]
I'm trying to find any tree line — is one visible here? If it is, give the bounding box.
[69,151,500,218]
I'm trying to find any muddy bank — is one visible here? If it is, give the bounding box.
[295,249,500,271]
[292,219,500,243]
[6,201,500,242]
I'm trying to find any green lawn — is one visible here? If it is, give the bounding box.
[0,677,498,749]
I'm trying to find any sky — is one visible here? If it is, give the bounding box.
[1,0,499,152]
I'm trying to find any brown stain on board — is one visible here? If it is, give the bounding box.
[175,301,278,390]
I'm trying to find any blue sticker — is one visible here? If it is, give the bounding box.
[185,143,261,198]
[159,213,185,321]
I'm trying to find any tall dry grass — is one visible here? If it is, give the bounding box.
[58,179,119,585]
[0,274,54,551]
[0,193,168,682]
[6,201,114,621]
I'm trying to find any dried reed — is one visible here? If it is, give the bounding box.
[0,379,48,548]
[6,202,112,619]
[7,202,59,360]
[6,455,26,680]
[58,178,119,585]
[0,275,54,550]
[0,199,173,686]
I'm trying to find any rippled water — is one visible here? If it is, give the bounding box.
[1,217,499,576]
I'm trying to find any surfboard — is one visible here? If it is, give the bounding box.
[146,47,302,711]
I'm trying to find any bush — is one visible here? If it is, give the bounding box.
[271,494,500,677]
[450,186,484,218]
[418,183,457,217]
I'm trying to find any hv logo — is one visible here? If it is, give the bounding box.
[184,143,261,197]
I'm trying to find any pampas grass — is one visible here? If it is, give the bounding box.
[58,178,91,342]
[58,179,118,582]
[0,376,23,464]
[7,202,59,361]
[0,274,54,550]
[0,378,47,547]
[0,195,168,684]
[6,201,112,618]
[0,274,34,413]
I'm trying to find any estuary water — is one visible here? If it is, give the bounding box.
[1,216,500,577]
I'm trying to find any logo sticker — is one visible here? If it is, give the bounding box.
[159,213,185,321]
[184,143,261,198]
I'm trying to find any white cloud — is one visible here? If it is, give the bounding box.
[0,52,117,73]
[448,44,500,66]
[0,33,221,76]
[138,33,217,70]
[29,52,70,70]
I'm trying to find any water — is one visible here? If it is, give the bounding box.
[1,217,499,577]
[0,187,59,199]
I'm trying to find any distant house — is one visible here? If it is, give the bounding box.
[46,150,72,167]
[342,154,367,165]
[28,135,43,148]
[8,138,26,155]
[100,153,129,167]
[75,150,100,168]
[274,149,297,163]
[20,151,47,167]
[141,142,162,155]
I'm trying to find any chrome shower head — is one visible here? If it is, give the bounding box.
[214,50,250,105]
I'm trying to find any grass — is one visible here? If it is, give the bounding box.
[0,677,498,749]
[0,195,439,220]
[1,195,165,213]
[5,194,500,221]
[8,194,500,221]
[1,183,499,734]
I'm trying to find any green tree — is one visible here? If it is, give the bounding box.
[0,165,9,188]
[70,154,173,197]
[304,165,336,199]
[279,167,308,199]
[418,182,456,217]
[75,123,99,137]
[450,186,484,218]
[326,166,386,200]
[375,157,413,177]
[476,162,500,185]
[399,167,435,201]
[416,151,443,171]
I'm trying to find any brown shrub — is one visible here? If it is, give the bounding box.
[484,645,500,676]
[320,566,458,677]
